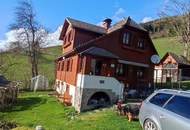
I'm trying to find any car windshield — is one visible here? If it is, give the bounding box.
[164,95,190,120]
[149,93,172,107]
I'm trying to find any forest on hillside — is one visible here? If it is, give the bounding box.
[141,16,183,38]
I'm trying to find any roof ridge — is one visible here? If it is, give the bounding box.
[66,17,106,32]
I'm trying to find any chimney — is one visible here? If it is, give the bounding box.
[102,18,112,30]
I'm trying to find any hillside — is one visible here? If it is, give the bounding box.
[0,46,62,88]
[153,37,184,58]
[141,16,182,39]
[0,37,184,88]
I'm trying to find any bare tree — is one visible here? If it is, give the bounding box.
[10,0,48,77]
[159,0,190,60]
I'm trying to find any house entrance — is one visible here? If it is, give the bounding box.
[91,59,103,75]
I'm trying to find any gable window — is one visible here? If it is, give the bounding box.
[137,39,145,49]
[123,32,131,45]
[67,31,71,42]
[116,64,126,76]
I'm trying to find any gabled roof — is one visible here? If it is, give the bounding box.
[66,17,106,34]
[108,17,147,33]
[80,47,120,59]
[162,52,190,65]
[60,17,147,40]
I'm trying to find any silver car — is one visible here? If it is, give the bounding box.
[139,89,190,130]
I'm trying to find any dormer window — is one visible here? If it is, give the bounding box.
[123,32,131,45]
[137,39,145,49]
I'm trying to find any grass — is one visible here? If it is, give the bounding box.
[0,46,62,88]
[155,80,190,90]
[0,92,141,130]
[152,37,184,58]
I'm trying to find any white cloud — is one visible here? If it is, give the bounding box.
[141,17,153,23]
[0,30,18,51]
[112,8,126,22]
[96,21,103,26]
[43,26,62,47]
[0,26,62,51]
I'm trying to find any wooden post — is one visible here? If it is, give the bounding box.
[161,69,163,88]
[178,69,182,89]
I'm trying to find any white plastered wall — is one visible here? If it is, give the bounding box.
[77,74,124,99]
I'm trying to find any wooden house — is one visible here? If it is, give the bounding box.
[154,52,190,83]
[55,17,158,112]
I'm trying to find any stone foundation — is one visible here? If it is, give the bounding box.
[74,88,119,112]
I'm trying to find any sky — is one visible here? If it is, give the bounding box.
[0,0,168,49]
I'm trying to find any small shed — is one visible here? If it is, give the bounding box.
[31,75,49,91]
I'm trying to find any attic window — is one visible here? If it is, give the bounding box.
[67,31,71,42]
[123,32,131,45]
[137,39,145,49]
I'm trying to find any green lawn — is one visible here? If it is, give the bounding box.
[0,92,141,130]
[0,46,62,88]
[152,37,184,58]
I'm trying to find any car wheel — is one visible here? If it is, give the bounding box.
[144,119,158,130]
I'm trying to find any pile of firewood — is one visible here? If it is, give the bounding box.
[0,82,19,110]
[0,121,17,130]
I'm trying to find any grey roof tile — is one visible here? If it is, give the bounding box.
[168,52,190,65]
[66,17,147,34]
[80,47,120,59]
[66,17,106,34]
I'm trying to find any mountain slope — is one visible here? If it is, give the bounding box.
[153,37,184,58]
[0,46,62,88]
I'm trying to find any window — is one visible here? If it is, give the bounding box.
[149,93,172,107]
[123,32,131,45]
[95,60,102,75]
[61,61,64,71]
[58,62,61,71]
[164,96,190,119]
[65,59,73,72]
[137,39,145,49]
[116,64,126,76]
[66,60,70,71]
[67,32,71,42]
[70,59,73,71]
[137,68,144,78]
